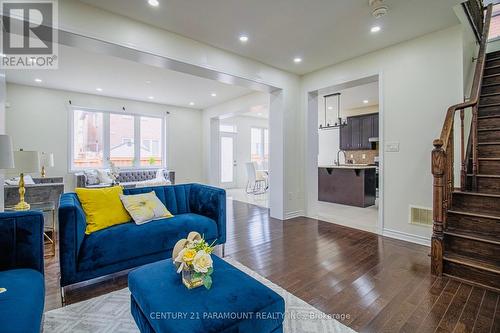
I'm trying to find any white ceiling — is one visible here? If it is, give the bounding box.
[321,81,379,112]
[241,104,269,120]
[5,44,254,109]
[78,0,462,75]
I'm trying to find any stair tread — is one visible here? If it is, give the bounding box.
[479,103,500,108]
[481,92,500,97]
[478,127,500,131]
[483,73,500,78]
[453,190,500,198]
[478,115,500,119]
[485,64,500,70]
[448,209,500,220]
[486,56,500,63]
[444,230,500,245]
[443,253,500,274]
[477,141,500,145]
[482,82,500,88]
[467,174,500,178]
[478,157,500,160]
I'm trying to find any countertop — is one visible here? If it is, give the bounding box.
[318,165,377,170]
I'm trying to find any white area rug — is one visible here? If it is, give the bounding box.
[44,258,355,333]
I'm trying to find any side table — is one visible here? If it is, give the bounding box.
[5,202,56,257]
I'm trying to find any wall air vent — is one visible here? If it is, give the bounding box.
[409,206,433,226]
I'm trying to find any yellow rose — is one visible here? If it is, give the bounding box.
[192,250,213,273]
[182,249,197,263]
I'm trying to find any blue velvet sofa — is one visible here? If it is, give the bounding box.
[0,211,45,333]
[58,183,226,289]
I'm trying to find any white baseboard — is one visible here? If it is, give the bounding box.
[382,228,431,247]
[284,210,305,220]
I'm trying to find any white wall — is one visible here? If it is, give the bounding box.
[59,0,302,220]
[303,26,465,245]
[203,92,269,184]
[0,75,5,211]
[5,83,203,189]
[221,116,268,188]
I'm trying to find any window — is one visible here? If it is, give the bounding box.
[73,110,104,168]
[489,3,500,40]
[140,117,163,166]
[220,124,237,133]
[70,108,165,170]
[250,127,269,169]
[110,114,135,167]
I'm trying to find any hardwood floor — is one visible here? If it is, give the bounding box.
[44,200,500,332]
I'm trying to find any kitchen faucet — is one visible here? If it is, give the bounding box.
[335,149,347,166]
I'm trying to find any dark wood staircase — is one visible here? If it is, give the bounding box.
[431,2,500,293]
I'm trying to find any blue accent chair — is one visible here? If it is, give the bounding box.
[58,183,226,288]
[0,211,45,333]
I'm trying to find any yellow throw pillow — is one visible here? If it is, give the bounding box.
[120,191,173,225]
[75,186,131,234]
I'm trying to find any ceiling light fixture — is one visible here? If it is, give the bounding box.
[369,0,389,19]
[371,26,381,33]
[145,80,151,84]
[148,0,159,7]
[239,35,249,43]
[257,113,263,116]
[328,106,333,110]
[189,102,195,106]
[148,96,155,100]
[211,93,217,97]
[293,57,303,63]
[34,78,42,83]
[96,88,103,92]
[363,100,369,104]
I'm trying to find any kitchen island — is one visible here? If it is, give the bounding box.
[318,165,376,207]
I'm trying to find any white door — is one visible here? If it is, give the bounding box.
[220,133,237,188]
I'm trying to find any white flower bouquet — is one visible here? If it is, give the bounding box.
[173,232,216,289]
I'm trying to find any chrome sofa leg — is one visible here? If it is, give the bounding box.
[60,285,65,307]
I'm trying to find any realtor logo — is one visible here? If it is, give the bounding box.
[1,0,58,69]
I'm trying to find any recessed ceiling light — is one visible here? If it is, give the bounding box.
[96,88,103,92]
[211,93,217,97]
[145,80,151,84]
[189,102,195,106]
[293,57,302,63]
[371,26,381,33]
[328,106,333,110]
[363,100,369,104]
[34,78,42,83]
[148,96,155,100]
[239,35,249,43]
[148,0,159,7]
[257,113,263,116]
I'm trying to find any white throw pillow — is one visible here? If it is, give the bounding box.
[5,175,36,186]
[120,191,173,224]
[135,178,170,188]
[96,169,114,184]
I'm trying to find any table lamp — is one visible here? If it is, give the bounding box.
[40,152,54,178]
[13,149,39,210]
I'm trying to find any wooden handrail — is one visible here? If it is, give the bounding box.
[431,2,492,277]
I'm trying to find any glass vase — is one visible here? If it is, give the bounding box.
[182,268,204,289]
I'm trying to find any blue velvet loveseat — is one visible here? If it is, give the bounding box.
[0,211,45,333]
[58,183,226,289]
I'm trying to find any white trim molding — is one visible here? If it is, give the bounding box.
[284,210,305,220]
[382,228,431,247]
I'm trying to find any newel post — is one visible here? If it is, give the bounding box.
[431,139,446,276]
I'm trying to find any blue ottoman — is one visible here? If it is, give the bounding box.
[128,256,284,333]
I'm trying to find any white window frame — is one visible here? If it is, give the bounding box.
[68,106,167,172]
[250,126,269,165]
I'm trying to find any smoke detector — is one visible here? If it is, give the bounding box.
[369,0,389,19]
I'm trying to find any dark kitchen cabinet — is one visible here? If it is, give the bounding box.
[340,113,379,150]
[340,122,351,150]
